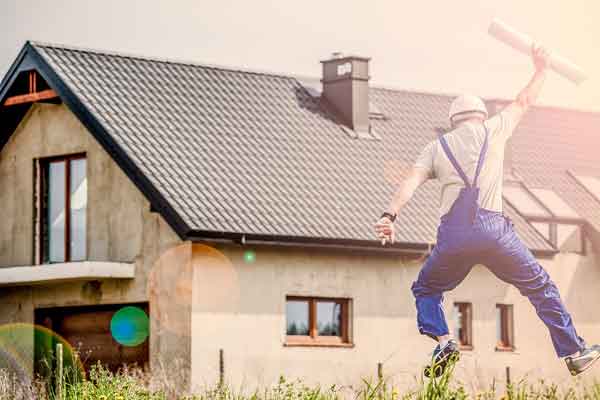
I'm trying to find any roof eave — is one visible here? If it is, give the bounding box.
[187,229,430,255]
[186,229,558,257]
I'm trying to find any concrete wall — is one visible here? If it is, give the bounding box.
[0,104,189,379]
[191,241,600,391]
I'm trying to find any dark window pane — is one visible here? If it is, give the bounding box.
[48,161,66,263]
[453,303,471,346]
[496,304,514,348]
[286,300,309,335]
[496,306,503,344]
[316,301,341,336]
[70,159,87,261]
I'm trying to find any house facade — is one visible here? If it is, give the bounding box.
[1,42,599,390]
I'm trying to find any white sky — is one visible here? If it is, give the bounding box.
[2,0,598,111]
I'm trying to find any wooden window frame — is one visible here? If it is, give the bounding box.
[39,153,87,264]
[285,296,353,348]
[496,304,515,352]
[454,302,473,350]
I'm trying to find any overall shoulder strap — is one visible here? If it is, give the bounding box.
[439,135,471,187]
[472,125,489,188]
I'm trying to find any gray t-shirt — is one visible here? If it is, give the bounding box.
[414,108,520,217]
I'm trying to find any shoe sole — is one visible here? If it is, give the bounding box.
[570,353,600,376]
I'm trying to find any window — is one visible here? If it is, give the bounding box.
[531,222,551,241]
[528,189,580,219]
[503,185,551,218]
[496,304,514,351]
[557,224,585,254]
[452,302,472,349]
[285,296,351,346]
[40,155,87,263]
[504,184,585,253]
[532,222,585,253]
[572,174,600,203]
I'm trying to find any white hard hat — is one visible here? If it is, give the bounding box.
[449,94,488,122]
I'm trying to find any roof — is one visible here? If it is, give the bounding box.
[3,42,599,254]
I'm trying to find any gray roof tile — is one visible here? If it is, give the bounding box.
[29,43,600,252]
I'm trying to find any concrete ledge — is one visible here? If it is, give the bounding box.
[0,262,135,287]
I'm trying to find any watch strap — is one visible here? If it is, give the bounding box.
[380,212,397,222]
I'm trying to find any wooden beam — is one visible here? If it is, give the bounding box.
[3,89,58,106]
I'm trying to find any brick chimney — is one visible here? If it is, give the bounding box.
[321,53,371,134]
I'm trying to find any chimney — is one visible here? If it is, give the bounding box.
[321,53,371,134]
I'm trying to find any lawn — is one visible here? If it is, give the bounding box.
[2,361,600,400]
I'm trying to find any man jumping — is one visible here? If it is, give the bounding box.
[374,46,600,377]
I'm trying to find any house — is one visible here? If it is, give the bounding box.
[1,41,599,390]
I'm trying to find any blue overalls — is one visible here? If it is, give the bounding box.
[411,127,586,358]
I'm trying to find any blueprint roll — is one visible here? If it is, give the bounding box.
[488,19,587,85]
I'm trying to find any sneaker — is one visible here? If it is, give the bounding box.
[566,345,600,376]
[424,340,460,378]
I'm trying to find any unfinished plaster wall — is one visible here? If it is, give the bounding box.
[191,240,600,390]
[0,104,190,377]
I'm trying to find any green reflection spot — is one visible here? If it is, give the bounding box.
[244,250,256,263]
[110,306,149,347]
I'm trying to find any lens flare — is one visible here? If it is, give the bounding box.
[244,250,256,263]
[0,323,84,385]
[148,242,239,337]
[110,306,149,347]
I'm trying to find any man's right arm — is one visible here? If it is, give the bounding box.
[500,45,551,130]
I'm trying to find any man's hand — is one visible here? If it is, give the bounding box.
[374,216,396,245]
[532,44,551,72]
[514,44,550,111]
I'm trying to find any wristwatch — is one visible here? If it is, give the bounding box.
[380,212,397,222]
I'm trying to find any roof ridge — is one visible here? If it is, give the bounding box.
[371,80,600,115]
[29,41,600,116]
[30,40,300,81]
[370,83,600,116]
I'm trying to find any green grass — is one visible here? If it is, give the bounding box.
[1,361,600,400]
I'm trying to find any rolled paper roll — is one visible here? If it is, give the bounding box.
[489,19,587,85]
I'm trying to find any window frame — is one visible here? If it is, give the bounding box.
[496,304,515,352]
[527,217,586,255]
[570,172,600,204]
[39,153,87,264]
[528,188,581,220]
[504,183,586,255]
[284,296,352,348]
[453,302,473,350]
[555,223,586,255]
[503,185,552,219]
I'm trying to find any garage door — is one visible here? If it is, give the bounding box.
[35,303,149,375]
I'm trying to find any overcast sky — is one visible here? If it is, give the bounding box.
[2,0,598,111]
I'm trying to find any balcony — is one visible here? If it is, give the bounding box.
[0,262,135,287]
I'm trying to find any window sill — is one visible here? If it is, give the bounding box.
[284,341,354,349]
[495,346,516,353]
[0,261,135,287]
